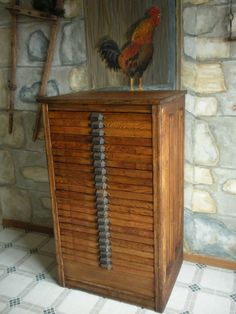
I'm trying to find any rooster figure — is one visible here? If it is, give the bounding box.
[32,0,65,17]
[97,6,161,91]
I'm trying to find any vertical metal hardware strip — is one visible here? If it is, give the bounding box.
[90,113,112,270]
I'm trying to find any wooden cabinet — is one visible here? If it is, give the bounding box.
[41,91,185,313]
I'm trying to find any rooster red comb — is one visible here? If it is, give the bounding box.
[148,6,160,17]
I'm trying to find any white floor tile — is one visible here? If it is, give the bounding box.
[8,306,38,313]
[39,238,56,254]
[23,281,64,307]
[99,299,138,314]
[200,267,234,293]
[166,286,189,311]
[19,254,55,273]
[177,262,197,284]
[0,301,6,312]
[0,228,24,243]
[15,233,48,249]
[0,248,27,266]
[57,290,100,314]
[193,292,231,314]
[0,273,33,297]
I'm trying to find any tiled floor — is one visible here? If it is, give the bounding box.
[0,226,235,314]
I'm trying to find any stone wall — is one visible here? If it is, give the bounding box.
[0,0,235,261]
[183,0,236,260]
[0,0,88,226]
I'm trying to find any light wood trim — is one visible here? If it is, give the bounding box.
[2,219,53,235]
[184,253,236,271]
[42,104,65,285]
[151,105,160,311]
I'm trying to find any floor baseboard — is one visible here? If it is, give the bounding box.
[184,252,236,270]
[2,219,54,235]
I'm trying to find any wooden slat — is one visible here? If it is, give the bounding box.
[54,162,93,173]
[50,125,151,138]
[49,111,151,122]
[61,227,154,246]
[64,260,154,297]
[52,148,152,164]
[107,168,152,179]
[110,190,153,202]
[62,253,153,279]
[65,278,155,310]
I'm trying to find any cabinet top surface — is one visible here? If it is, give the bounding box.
[38,90,185,106]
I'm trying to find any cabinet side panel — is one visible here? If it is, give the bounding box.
[156,96,185,311]
[42,105,65,285]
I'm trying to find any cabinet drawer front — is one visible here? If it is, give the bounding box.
[48,110,155,298]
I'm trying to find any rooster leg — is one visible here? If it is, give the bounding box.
[138,77,144,91]
[130,78,134,91]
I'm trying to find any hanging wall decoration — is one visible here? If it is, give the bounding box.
[84,0,178,90]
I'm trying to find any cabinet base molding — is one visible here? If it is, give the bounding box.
[184,253,236,270]
[2,219,54,235]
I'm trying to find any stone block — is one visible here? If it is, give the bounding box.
[223,179,236,195]
[184,209,236,260]
[185,162,194,184]
[61,18,86,65]
[184,36,230,60]
[182,60,226,93]
[194,120,219,166]
[207,117,236,168]
[216,92,236,116]
[69,63,89,91]
[185,94,218,116]
[32,209,53,227]
[183,5,228,37]
[0,187,31,222]
[183,6,218,36]
[20,111,46,151]
[0,69,7,109]
[12,150,49,192]
[223,61,236,92]
[192,189,217,213]
[64,0,83,18]
[17,22,61,67]
[184,183,193,210]
[211,168,236,217]
[50,66,77,94]
[0,4,10,27]
[0,27,10,66]
[28,30,49,62]
[185,112,195,164]
[22,167,48,183]
[0,150,15,185]
[194,167,213,185]
[29,190,52,227]
[183,0,209,3]
[0,112,25,148]
[41,197,52,209]
[19,80,59,103]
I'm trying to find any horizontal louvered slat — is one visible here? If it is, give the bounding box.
[49,109,155,303]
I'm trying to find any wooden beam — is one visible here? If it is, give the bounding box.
[6,5,57,21]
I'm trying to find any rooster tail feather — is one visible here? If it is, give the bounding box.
[97,38,121,71]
